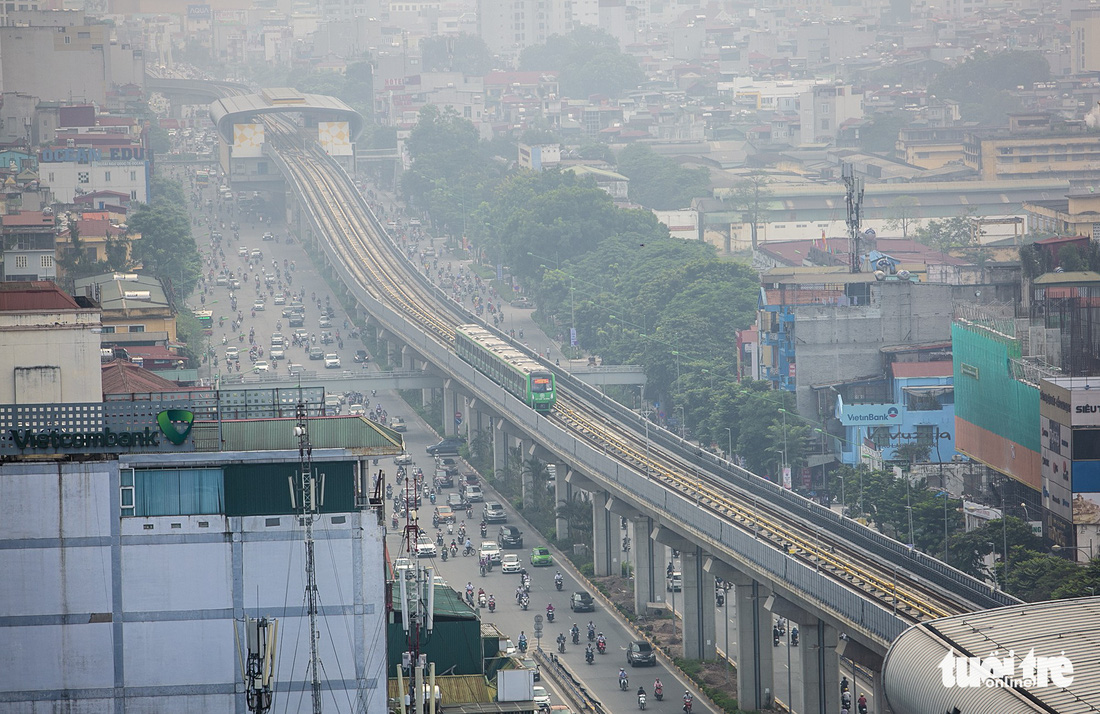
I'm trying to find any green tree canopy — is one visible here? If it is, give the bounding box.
[421,34,493,76]
[128,200,200,303]
[518,27,644,98]
[928,50,1050,125]
[616,144,711,210]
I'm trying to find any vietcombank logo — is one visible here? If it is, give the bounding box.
[8,409,194,451]
[156,409,195,445]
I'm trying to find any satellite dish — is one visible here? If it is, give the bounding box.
[874,270,886,280]
[898,269,911,280]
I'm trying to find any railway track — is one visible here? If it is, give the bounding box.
[265,133,987,631]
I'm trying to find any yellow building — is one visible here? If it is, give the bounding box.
[965,114,1100,181]
[73,272,176,342]
[1071,8,1100,74]
[1023,190,1100,239]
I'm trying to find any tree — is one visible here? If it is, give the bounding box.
[616,144,711,210]
[420,34,493,76]
[519,27,644,98]
[929,50,1050,125]
[859,113,911,155]
[128,201,201,303]
[915,214,974,253]
[884,196,921,238]
[727,170,772,250]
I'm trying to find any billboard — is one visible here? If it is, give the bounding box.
[232,123,265,158]
[188,4,211,19]
[318,121,353,157]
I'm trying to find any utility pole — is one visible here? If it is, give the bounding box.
[294,402,323,714]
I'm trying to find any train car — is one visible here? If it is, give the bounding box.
[454,325,556,412]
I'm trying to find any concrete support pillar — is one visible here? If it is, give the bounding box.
[681,545,716,660]
[712,569,774,711]
[797,620,840,714]
[442,384,455,436]
[591,491,613,576]
[554,465,571,543]
[492,420,507,479]
[518,438,534,510]
[632,516,655,616]
[400,344,414,372]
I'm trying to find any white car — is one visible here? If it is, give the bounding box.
[532,685,551,708]
[395,452,413,466]
[324,353,341,369]
[253,361,269,373]
[479,541,502,563]
[348,403,365,416]
[253,301,265,311]
[393,557,415,579]
[501,554,522,573]
[269,347,285,360]
[416,535,437,558]
[225,346,239,361]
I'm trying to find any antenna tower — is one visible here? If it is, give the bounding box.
[294,402,323,714]
[843,163,865,273]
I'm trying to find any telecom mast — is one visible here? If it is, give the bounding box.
[397,470,436,714]
[843,163,865,273]
[294,402,324,714]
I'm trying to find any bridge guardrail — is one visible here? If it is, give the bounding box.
[532,649,609,714]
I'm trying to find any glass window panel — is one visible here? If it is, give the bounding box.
[134,468,223,516]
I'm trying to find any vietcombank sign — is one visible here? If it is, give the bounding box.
[7,410,195,454]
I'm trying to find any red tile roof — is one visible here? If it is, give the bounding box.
[891,361,954,379]
[1,211,53,227]
[0,281,80,311]
[101,360,182,395]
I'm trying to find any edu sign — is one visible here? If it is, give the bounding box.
[39,147,146,164]
[838,404,901,426]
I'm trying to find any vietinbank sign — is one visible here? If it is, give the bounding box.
[837,404,901,426]
[8,410,195,452]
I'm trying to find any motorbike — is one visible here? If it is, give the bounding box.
[557,637,566,654]
[518,639,528,654]
[441,548,448,562]
[521,596,529,611]
[546,607,555,623]
[555,578,563,591]
[654,685,663,701]
[597,640,606,655]
[436,532,444,547]
[480,524,487,537]
[588,627,596,642]
[572,629,580,645]
[450,544,458,557]
[585,648,594,664]
[638,693,647,710]
[478,592,487,608]
[683,698,693,713]
[791,628,799,647]
[487,598,496,612]
[619,675,629,691]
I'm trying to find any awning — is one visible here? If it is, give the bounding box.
[902,385,953,397]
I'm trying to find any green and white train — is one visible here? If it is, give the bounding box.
[454,324,556,412]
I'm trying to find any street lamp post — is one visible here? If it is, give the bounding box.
[725,427,733,462]
[1052,543,1095,562]
[675,405,686,439]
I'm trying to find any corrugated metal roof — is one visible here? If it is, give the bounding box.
[386,674,495,706]
[194,415,403,454]
[883,597,1100,713]
[1034,271,1100,285]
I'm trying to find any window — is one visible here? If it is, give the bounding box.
[40,254,53,268]
[100,325,115,333]
[916,425,935,447]
[13,255,28,269]
[129,468,224,517]
[130,190,137,200]
[128,324,145,333]
[120,468,135,517]
[870,426,891,449]
[48,172,54,182]
[64,35,70,44]
[104,170,111,182]
[130,170,137,181]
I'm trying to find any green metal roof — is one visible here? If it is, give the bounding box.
[391,583,479,620]
[1033,270,1100,285]
[193,415,403,454]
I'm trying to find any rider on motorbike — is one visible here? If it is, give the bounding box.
[555,571,563,587]
[571,623,580,643]
[654,679,663,699]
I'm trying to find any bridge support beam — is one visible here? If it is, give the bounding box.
[442,383,456,436]
[591,491,614,576]
[553,465,570,543]
[632,515,656,616]
[681,545,716,661]
[492,419,508,480]
[709,567,774,711]
[401,344,415,372]
[765,593,840,714]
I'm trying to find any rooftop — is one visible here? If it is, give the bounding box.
[101,359,183,395]
[0,281,81,311]
[890,361,954,379]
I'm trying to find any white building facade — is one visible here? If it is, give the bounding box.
[38,146,150,204]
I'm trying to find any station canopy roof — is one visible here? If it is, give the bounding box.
[209,87,363,144]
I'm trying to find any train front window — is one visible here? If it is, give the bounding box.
[531,376,552,392]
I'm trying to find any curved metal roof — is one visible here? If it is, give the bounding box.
[883,596,1100,714]
[209,88,363,144]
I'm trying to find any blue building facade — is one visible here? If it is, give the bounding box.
[835,361,961,465]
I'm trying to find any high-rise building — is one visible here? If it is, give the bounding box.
[477,0,572,61]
